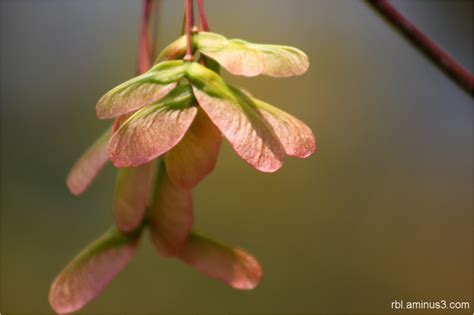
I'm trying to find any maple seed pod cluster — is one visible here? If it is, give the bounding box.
[50,30,316,314]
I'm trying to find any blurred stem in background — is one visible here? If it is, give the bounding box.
[137,0,160,74]
[197,0,210,31]
[370,0,474,95]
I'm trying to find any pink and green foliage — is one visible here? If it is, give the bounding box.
[66,128,110,196]
[113,162,155,232]
[50,0,315,313]
[108,84,198,168]
[179,233,263,290]
[49,227,142,314]
[148,160,194,257]
[165,107,222,189]
[158,31,309,77]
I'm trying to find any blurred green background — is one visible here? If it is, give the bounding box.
[1,0,472,314]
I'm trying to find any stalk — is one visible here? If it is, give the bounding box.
[197,0,210,31]
[184,0,195,61]
[370,0,474,94]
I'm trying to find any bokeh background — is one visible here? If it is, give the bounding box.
[1,0,472,314]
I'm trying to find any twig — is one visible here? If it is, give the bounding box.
[180,11,186,35]
[149,0,161,62]
[137,0,154,74]
[370,0,474,94]
[184,0,195,61]
[197,0,210,31]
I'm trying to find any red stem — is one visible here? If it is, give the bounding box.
[184,0,194,61]
[149,0,160,62]
[197,0,210,31]
[371,0,474,94]
[190,0,195,28]
[138,0,153,74]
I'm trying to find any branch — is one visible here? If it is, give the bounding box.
[137,0,154,74]
[149,0,161,62]
[184,0,195,61]
[370,0,474,94]
[197,0,210,31]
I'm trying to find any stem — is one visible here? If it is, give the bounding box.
[149,0,161,62]
[137,0,154,74]
[370,0,474,94]
[189,0,195,28]
[197,0,210,31]
[184,0,195,61]
[197,0,210,66]
[180,11,186,35]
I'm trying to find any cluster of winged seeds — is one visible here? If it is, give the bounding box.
[49,31,315,314]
